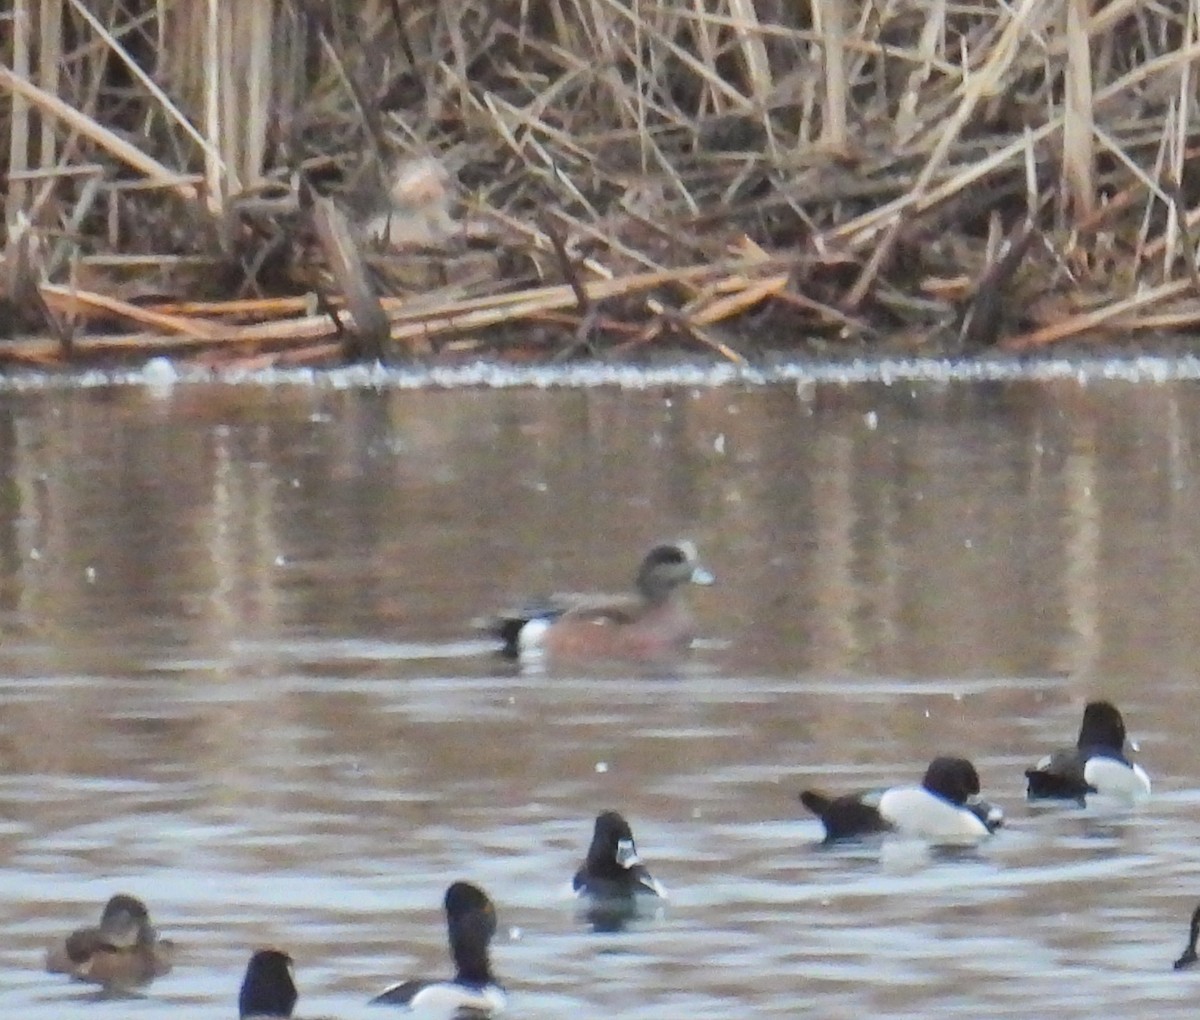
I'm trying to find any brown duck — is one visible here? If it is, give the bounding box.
[492,541,714,662]
[45,893,175,989]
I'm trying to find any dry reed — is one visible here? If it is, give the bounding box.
[2,0,1200,367]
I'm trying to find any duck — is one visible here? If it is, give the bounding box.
[1175,904,1200,970]
[573,811,666,932]
[240,949,298,1018]
[370,882,505,1013]
[45,893,175,989]
[1024,700,1151,802]
[239,950,344,1020]
[491,541,713,661]
[800,756,1004,845]
[574,810,667,901]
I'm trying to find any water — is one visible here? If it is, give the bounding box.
[0,367,1197,1017]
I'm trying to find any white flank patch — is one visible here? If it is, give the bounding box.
[517,618,551,654]
[408,981,507,1014]
[878,786,990,844]
[639,872,669,898]
[1084,757,1152,801]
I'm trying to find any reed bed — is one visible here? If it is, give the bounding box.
[3,0,1200,368]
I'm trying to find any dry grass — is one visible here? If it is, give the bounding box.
[3,0,1200,366]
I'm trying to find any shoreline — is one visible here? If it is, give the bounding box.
[2,349,1200,393]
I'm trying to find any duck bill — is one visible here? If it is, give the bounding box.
[966,794,1004,829]
[100,920,148,950]
[690,566,715,585]
[616,839,642,869]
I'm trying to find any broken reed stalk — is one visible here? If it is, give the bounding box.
[1062,0,1096,221]
[727,0,772,143]
[1168,184,1200,297]
[1163,0,1199,278]
[36,0,59,173]
[311,195,390,361]
[5,0,32,229]
[958,218,1038,348]
[816,0,847,152]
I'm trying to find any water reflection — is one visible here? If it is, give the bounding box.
[0,378,1196,1016]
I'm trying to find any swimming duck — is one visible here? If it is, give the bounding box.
[1024,701,1151,802]
[239,950,345,1020]
[370,882,505,1013]
[45,893,175,989]
[800,756,1003,844]
[573,810,666,932]
[1175,904,1200,970]
[492,542,713,661]
[240,949,298,1018]
[573,810,666,901]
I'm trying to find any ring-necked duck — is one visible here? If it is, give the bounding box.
[491,542,713,661]
[1175,904,1200,970]
[240,949,298,1018]
[573,810,666,900]
[1024,701,1151,802]
[45,893,175,989]
[800,756,1003,845]
[370,882,505,1013]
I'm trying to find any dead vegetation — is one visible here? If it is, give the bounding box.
[3,0,1200,368]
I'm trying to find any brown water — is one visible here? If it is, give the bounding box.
[0,374,1198,1018]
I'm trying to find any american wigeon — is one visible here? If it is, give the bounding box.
[492,541,713,661]
[45,893,175,989]
[800,756,1004,845]
[240,949,297,1018]
[1024,701,1151,802]
[370,882,505,1013]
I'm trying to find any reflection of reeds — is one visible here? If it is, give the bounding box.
[3,3,1200,364]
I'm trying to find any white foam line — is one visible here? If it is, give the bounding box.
[5,354,1200,392]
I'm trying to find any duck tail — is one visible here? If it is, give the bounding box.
[495,618,526,658]
[799,790,831,817]
[1175,903,1200,970]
